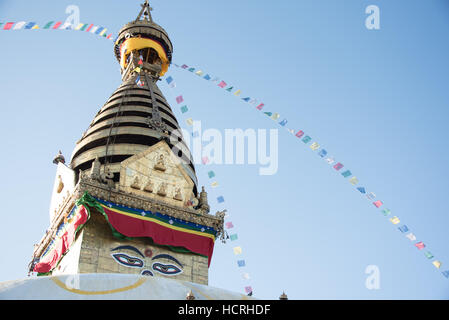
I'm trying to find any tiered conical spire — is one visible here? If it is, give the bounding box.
[70,1,198,193]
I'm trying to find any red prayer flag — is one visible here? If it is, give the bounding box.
[3,22,14,30]
[52,21,62,29]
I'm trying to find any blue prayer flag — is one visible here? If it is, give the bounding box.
[237,260,246,267]
[203,74,212,80]
[95,27,104,34]
[279,119,288,126]
[166,76,173,84]
[357,187,366,194]
[398,225,409,233]
[24,22,36,29]
[318,149,327,157]
[442,270,449,278]
[242,97,251,102]
[217,196,225,203]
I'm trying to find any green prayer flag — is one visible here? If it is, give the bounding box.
[43,21,54,29]
[80,23,88,31]
[302,136,312,143]
[230,234,238,241]
[226,86,234,92]
[341,170,352,178]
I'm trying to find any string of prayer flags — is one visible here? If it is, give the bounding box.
[172,66,449,280]
[0,19,116,40]
[165,74,255,292]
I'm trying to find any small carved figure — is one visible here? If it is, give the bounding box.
[131,176,141,189]
[157,182,167,196]
[143,179,154,193]
[154,154,167,171]
[173,188,183,201]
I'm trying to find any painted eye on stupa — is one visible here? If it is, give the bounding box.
[111,253,144,268]
[151,262,182,276]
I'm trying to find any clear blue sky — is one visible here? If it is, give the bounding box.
[1,0,449,299]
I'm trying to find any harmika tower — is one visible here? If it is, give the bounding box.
[29,1,225,286]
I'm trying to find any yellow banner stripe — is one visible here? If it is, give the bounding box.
[101,204,216,240]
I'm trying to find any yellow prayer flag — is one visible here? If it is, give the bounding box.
[233,247,242,255]
[389,216,400,225]
[100,28,107,36]
[234,90,241,96]
[32,25,39,29]
[186,118,193,126]
[310,142,320,151]
[271,113,280,121]
[75,23,84,30]
[211,182,219,187]
[433,261,442,269]
[349,177,359,185]
[134,67,141,73]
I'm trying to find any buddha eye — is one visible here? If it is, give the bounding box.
[111,253,144,268]
[152,262,182,276]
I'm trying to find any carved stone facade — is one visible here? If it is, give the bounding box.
[32,141,224,285]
